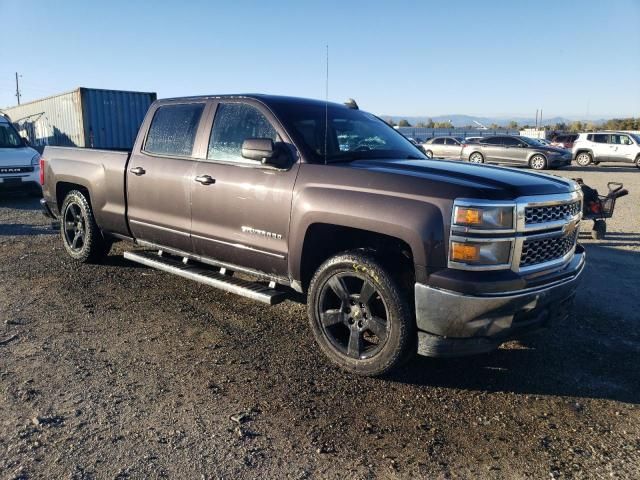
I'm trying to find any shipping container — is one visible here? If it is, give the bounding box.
[3,88,157,150]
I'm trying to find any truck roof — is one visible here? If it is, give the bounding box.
[158,93,350,110]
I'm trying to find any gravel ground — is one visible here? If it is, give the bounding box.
[1,164,639,479]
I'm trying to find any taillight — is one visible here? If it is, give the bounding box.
[39,158,45,185]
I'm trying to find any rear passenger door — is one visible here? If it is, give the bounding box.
[127,101,208,252]
[430,137,445,157]
[478,137,503,163]
[190,100,300,276]
[591,134,611,161]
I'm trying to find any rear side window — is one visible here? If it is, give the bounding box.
[208,103,278,163]
[145,103,205,157]
[480,137,501,145]
[592,134,609,144]
[432,138,445,145]
[502,137,521,146]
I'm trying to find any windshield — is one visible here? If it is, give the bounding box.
[273,103,426,163]
[631,134,640,144]
[0,122,24,148]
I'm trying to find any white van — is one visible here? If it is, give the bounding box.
[0,114,41,194]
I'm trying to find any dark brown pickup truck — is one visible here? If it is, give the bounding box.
[40,94,585,375]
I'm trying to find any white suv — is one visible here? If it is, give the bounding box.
[572,131,640,168]
[0,114,41,195]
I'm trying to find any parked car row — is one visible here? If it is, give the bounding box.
[422,131,640,170]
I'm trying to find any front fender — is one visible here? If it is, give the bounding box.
[288,183,449,282]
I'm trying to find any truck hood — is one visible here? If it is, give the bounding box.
[347,158,577,199]
[0,146,39,167]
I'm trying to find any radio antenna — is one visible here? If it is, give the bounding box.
[324,44,329,165]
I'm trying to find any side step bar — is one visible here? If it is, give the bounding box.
[124,250,287,305]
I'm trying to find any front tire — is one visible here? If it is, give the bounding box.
[635,156,640,169]
[576,152,592,167]
[307,251,415,376]
[529,154,547,170]
[60,190,111,263]
[425,150,433,159]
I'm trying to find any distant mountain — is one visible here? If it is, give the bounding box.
[380,114,608,128]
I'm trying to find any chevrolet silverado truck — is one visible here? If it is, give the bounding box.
[40,94,585,376]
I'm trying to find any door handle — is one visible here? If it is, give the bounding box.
[130,166,146,176]
[195,175,216,185]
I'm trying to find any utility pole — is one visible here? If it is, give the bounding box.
[15,72,21,105]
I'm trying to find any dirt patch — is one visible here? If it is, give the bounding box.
[1,174,639,479]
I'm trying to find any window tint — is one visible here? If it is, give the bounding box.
[592,134,609,144]
[445,137,460,145]
[0,123,23,148]
[145,104,205,157]
[502,137,521,146]
[610,134,632,145]
[208,103,278,163]
[432,138,445,145]
[480,137,502,145]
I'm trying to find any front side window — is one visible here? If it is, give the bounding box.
[445,137,460,145]
[145,103,205,157]
[432,138,445,145]
[610,134,632,145]
[208,103,278,163]
[0,122,23,148]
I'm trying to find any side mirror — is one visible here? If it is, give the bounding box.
[242,138,291,168]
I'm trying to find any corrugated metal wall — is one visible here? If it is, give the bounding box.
[3,88,156,149]
[80,88,156,149]
[4,90,85,147]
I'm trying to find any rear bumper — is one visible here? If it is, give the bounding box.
[549,156,572,167]
[415,248,585,357]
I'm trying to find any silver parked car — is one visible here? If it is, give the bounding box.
[572,132,640,168]
[422,136,464,159]
[460,135,572,170]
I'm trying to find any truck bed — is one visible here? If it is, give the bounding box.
[42,146,131,236]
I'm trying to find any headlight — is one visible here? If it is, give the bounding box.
[449,239,512,267]
[453,204,514,230]
[31,153,40,166]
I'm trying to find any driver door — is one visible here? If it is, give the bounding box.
[190,100,300,276]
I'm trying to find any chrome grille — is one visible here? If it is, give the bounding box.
[525,201,581,225]
[520,230,578,267]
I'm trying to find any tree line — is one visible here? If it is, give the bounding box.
[386,117,640,132]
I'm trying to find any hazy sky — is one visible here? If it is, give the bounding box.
[1,0,638,118]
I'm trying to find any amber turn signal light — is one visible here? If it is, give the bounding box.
[450,242,480,262]
[455,207,483,225]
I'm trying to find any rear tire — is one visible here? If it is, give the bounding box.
[60,190,112,263]
[592,220,606,240]
[468,152,484,164]
[576,152,592,167]
[307,251,415,376]
[529,154,547,170]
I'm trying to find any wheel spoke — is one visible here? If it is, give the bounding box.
[347,329,363,358]
[71,232,81,249]
[65,221,75,231]
[359,281,376,305]
[328,276,350,304]
[367,316,387,339]
[321,309,346,327]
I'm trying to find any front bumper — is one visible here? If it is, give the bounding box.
[415,248,585,357]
